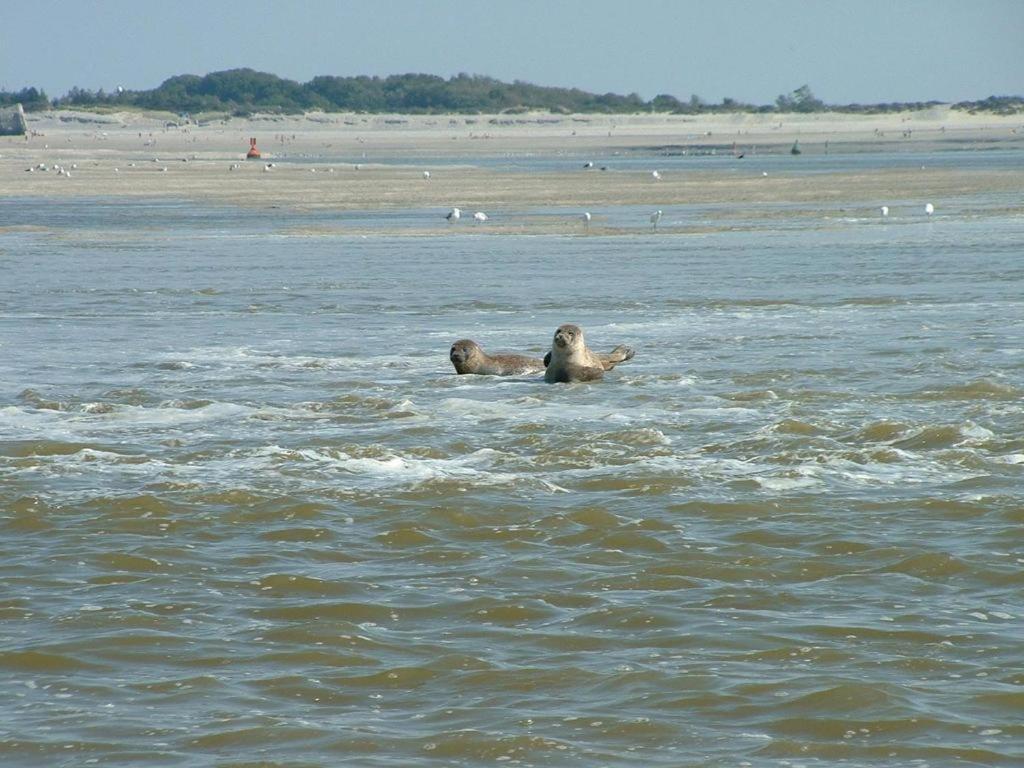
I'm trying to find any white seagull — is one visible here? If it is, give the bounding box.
[473,211,488,223]
[423,171,431,179]
[446,207,461,223]
[650,210,663,230]
[924,203,934,216]
[880,206,889,217]
[651,170,662,180]
[582,211,592,230]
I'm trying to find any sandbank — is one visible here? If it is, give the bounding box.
[2,108,1022,234]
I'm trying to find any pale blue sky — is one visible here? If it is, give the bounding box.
[2,0,1021,104]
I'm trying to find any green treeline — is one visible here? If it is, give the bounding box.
[0,86,50,112]
[2,70,1022,116]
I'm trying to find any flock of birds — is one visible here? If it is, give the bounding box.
[25,162,78,178]
[444,202,933,230]
[24,151,940,228]
[444,207,489,224]
[437,163,935,230]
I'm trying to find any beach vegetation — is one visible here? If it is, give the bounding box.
[5,71,1021,117]
[776,85,825,113]
[0,86,50,111]
[952,95,1024,115]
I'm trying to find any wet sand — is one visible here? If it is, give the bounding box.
[2,108,1023,231]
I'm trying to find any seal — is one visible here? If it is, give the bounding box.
[544,344,634,371]
[544,324,610,383]
[449,339,546,376]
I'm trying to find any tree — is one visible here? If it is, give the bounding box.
[776,85,825,113]
[0,86,50,111]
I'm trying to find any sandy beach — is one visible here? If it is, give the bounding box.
[2,108,1023,231]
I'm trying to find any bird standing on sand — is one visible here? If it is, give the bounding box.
[423,171,430,179]
[473,211,488,223]
[880,206,889,217]
[582,211,592,230]
[650,210,663,230]
[924,203,935,216]
[446,207,461,223]
[651,170,661,180]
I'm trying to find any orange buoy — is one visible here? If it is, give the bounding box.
[246,138,261,159]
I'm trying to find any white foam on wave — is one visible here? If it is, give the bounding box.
[436,397,524,422]
[435,395,656,429]
[680,405,761,420]
[71,448,135,462]
[960,423,995,442]
[437,395,606,423]
[0,404,64,432]
[0,448,168,492]
[755,475,821,491]
[0,400,254,445]
[244,444,527,490]
[994,453,1024,465]
[103,401,251,427]
[821,452,978,487]
[159,346,421,373]
[595,447,985,494]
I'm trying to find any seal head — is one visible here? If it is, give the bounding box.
[450,339,484,374]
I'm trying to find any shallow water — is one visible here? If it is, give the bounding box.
[1,159,1023,766]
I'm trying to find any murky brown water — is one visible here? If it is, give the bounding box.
[2,159,1023,766]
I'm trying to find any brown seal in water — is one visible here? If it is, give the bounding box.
[449,339,547,376]
[545,323,620,383]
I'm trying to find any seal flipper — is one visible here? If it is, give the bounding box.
[543,351,551,367]
[597,345,636,370]
[607,345,635,363]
